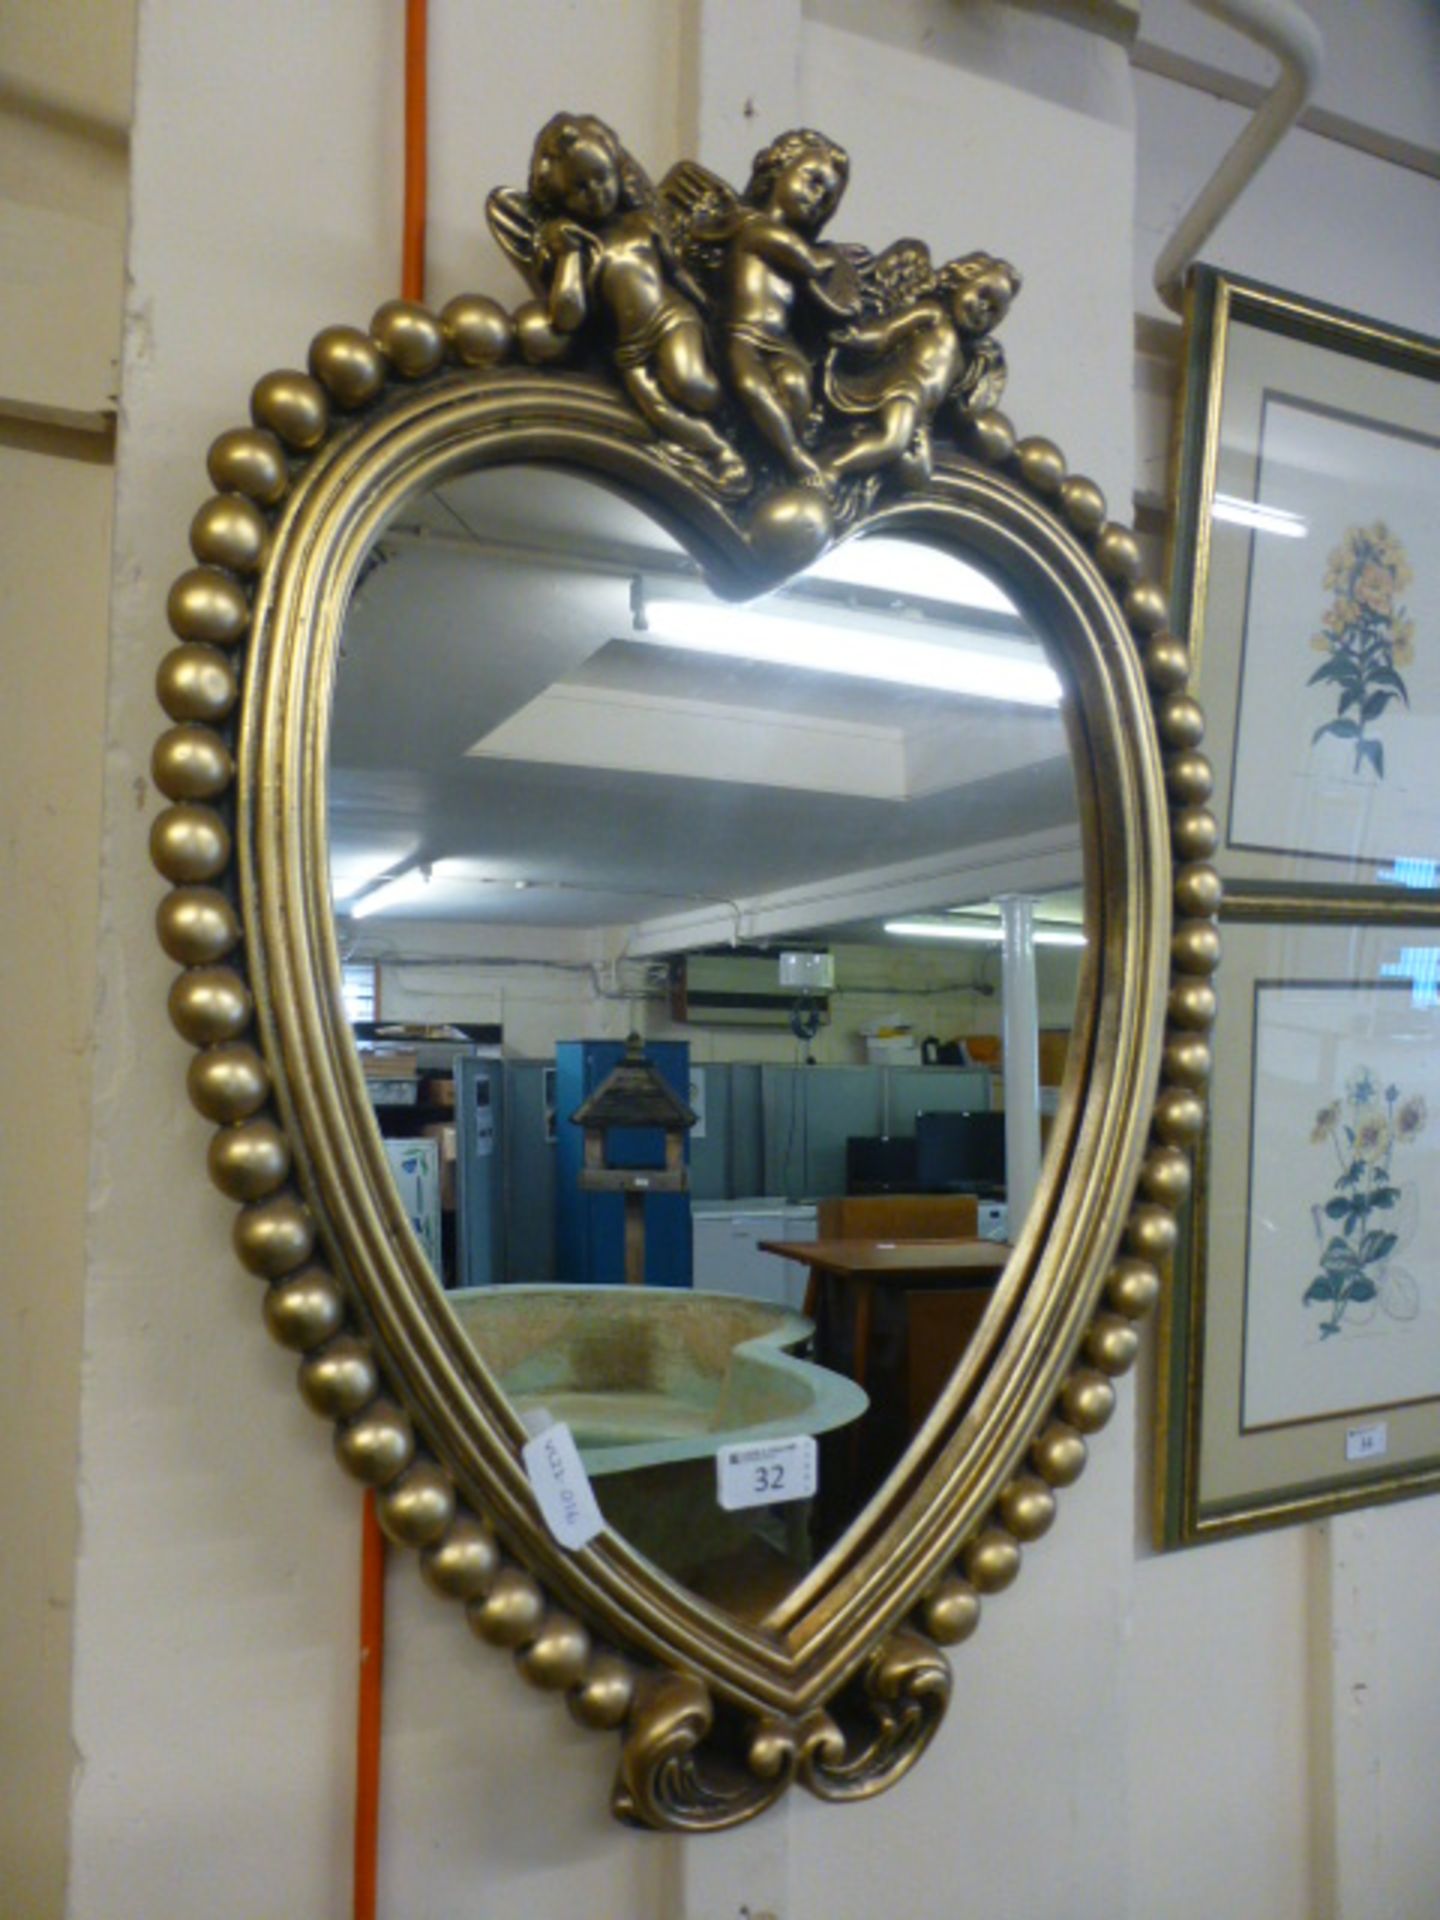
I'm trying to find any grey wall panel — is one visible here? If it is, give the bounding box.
[503,1062,556,1283]
[886,1066,992,1132]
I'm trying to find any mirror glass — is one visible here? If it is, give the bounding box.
[328,465,1084,1616]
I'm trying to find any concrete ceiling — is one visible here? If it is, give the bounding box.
[329,465,1083,954]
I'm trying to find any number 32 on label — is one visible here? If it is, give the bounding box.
[716,1435,818,1512]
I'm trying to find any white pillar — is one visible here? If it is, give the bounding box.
[996,893,1042,1236]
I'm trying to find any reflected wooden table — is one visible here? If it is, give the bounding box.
[760,1236,1013,1522]
[758,1237,1012,1394]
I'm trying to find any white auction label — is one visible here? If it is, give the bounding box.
[522,1421,606,1550]
[716,1435,817,1512]
[1346,1420,1388,1464]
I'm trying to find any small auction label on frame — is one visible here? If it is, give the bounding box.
[716,1435,818,1511]
[1345,1420,1388,1464]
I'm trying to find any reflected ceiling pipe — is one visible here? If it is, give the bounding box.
[1153,0,1325,312]
[996,894,1042,1237]
[349,859,437,920]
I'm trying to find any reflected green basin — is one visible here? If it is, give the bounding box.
[448,1284,868,1475]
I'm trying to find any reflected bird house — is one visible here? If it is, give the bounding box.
[572,1033,698,1285]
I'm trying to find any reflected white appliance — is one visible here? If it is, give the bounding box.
[692,1200,817,1312]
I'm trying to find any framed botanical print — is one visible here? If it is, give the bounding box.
[1158,908,1440,1544]
[1171,269,1440,905]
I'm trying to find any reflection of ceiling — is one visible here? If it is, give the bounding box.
[329,467,1083,949]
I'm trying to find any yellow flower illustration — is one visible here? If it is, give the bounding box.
[1353,1108,1391,1162]
[1310,1100,1340,1142]
[1308,523,1416,779]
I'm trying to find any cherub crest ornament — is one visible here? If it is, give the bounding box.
[486,113,1019,561]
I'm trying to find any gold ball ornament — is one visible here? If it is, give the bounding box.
[440,293,516,367]
[233,1193,316,1279]
[168,965,252,1046]
[156,887,240,966]
[1106,1257,1161,1320]
[1016,436,1066,493]
[518,1613,593,1691]
[1031,1421,1088,1487]
[1060,1369,1116,1434]
[152,725,234,803]
[569,1653,637,1731]
[298,1336,379,1420]
[1144,634,1191,692]
[1138,1146,1192,1210]
[167,568,250,647]
[186,1041,270,1123]
[250,370,330,450]
[421,1517,502,1602]
[1126,1203,1179,1263]
[1059,475,1107,534]
[998,1476,1058,1542]
[334,1400,415,1486]
[514,300,574,366]
[376,1463,457,1548]
[371,299,446,379]
[262,1266,345,1351]
[1163,1032,1213,1089]
[1172,920,1222,977]
[208,1117,291,1201]
[1094,524,1142,583]
[467,1566,547,1648]
[150,803,231,884]
[1125,581,1170,634]
[1174,862,1223,919]
[967,409,1016,464]
[1166,751,1215,808]
[206,427,288,506]
[962,1527,1021,1593]
[1169,978,1218,1031]
[1154,1086,1207,1147]
[1158,693,1206,751]
[156,644,238,725]
[923,1575,983,1645]
[308,325,387,409]
[1085,1313,1142,1377]
[189,494,269,573]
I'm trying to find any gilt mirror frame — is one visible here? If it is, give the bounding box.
[149,117,1220,1831]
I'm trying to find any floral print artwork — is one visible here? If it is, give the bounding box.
[1306,1066,1426,1339]
[1308,522,1414,779]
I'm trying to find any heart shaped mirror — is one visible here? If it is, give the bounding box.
[150,116,1219,1829]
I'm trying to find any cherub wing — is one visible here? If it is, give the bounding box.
[853,238,939,318]
[657,158,744,285]
[485,184,545,290]
[950,336,1009,421]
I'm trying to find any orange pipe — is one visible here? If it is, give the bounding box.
[401,0,429,303]
[355,13,428,1916]
[353,1492,388,1920]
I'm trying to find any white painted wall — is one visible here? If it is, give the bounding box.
[0,5,130,1913]
[47,2,1440,1918]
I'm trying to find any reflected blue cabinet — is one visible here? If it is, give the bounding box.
[553,1040,693,1288]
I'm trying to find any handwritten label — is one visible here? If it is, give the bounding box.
[716,1436,817,1512]
[522,1421,606,1550]
[1346,1420,1388,1464]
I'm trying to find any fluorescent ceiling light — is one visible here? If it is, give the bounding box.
[350,863,440,920]
[884,917,1087,947]
[1211,494,1307,539]
[805,539,1019,613]
[637,596,1061,709]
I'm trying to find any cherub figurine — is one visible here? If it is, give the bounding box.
[663,129,861,488]
[487,113,747,495]
[819,246,1021,488]
[724,129,864,486]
